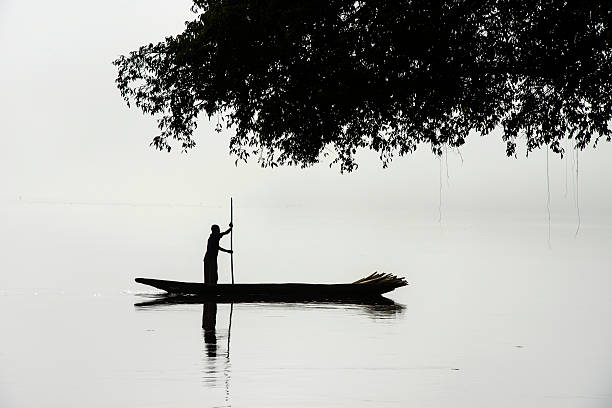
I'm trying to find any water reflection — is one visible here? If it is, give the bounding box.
[134,296,405,407]
[134,294,405,319]
[201,302,232,407]
[202,302,218,358]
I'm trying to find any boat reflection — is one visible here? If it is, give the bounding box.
[134,295,404,405]
[134,294,405,319]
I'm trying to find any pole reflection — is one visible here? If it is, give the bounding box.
[201,302,233,406]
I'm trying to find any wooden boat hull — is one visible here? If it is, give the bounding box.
[135,273,407,302]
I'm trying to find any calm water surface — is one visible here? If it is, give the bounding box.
[1,203,611,407]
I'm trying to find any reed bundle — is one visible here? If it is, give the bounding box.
[353,272,408,289]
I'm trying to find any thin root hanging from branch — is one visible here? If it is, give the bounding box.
[575,147,581,237]
[438,154,443,225]
[546,145,551,248]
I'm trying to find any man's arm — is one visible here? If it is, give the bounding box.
[221,223,233,236]
[219,247,233,254]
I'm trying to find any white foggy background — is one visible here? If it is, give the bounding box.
[1,0,612,288]
[2,2,612,407]
[1,0,611,212]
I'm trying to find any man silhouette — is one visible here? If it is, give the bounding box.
[203,223,233,284]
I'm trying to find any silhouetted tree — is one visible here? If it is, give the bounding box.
[114,0,612,172]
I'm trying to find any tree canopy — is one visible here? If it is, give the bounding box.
[114,0,612,171]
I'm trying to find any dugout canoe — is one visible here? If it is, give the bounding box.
[135,272,407,302]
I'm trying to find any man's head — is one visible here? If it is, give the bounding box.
[211,224,220,235]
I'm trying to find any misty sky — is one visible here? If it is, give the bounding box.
[2,5,611,406]
[1,0,611,220]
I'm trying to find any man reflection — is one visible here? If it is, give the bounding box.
[202,302,217,358]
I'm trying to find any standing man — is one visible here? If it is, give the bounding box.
[203,223,233,284]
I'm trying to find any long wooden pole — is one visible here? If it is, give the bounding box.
[230,197,234,284]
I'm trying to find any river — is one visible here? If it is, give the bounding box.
[1,202,611,407]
